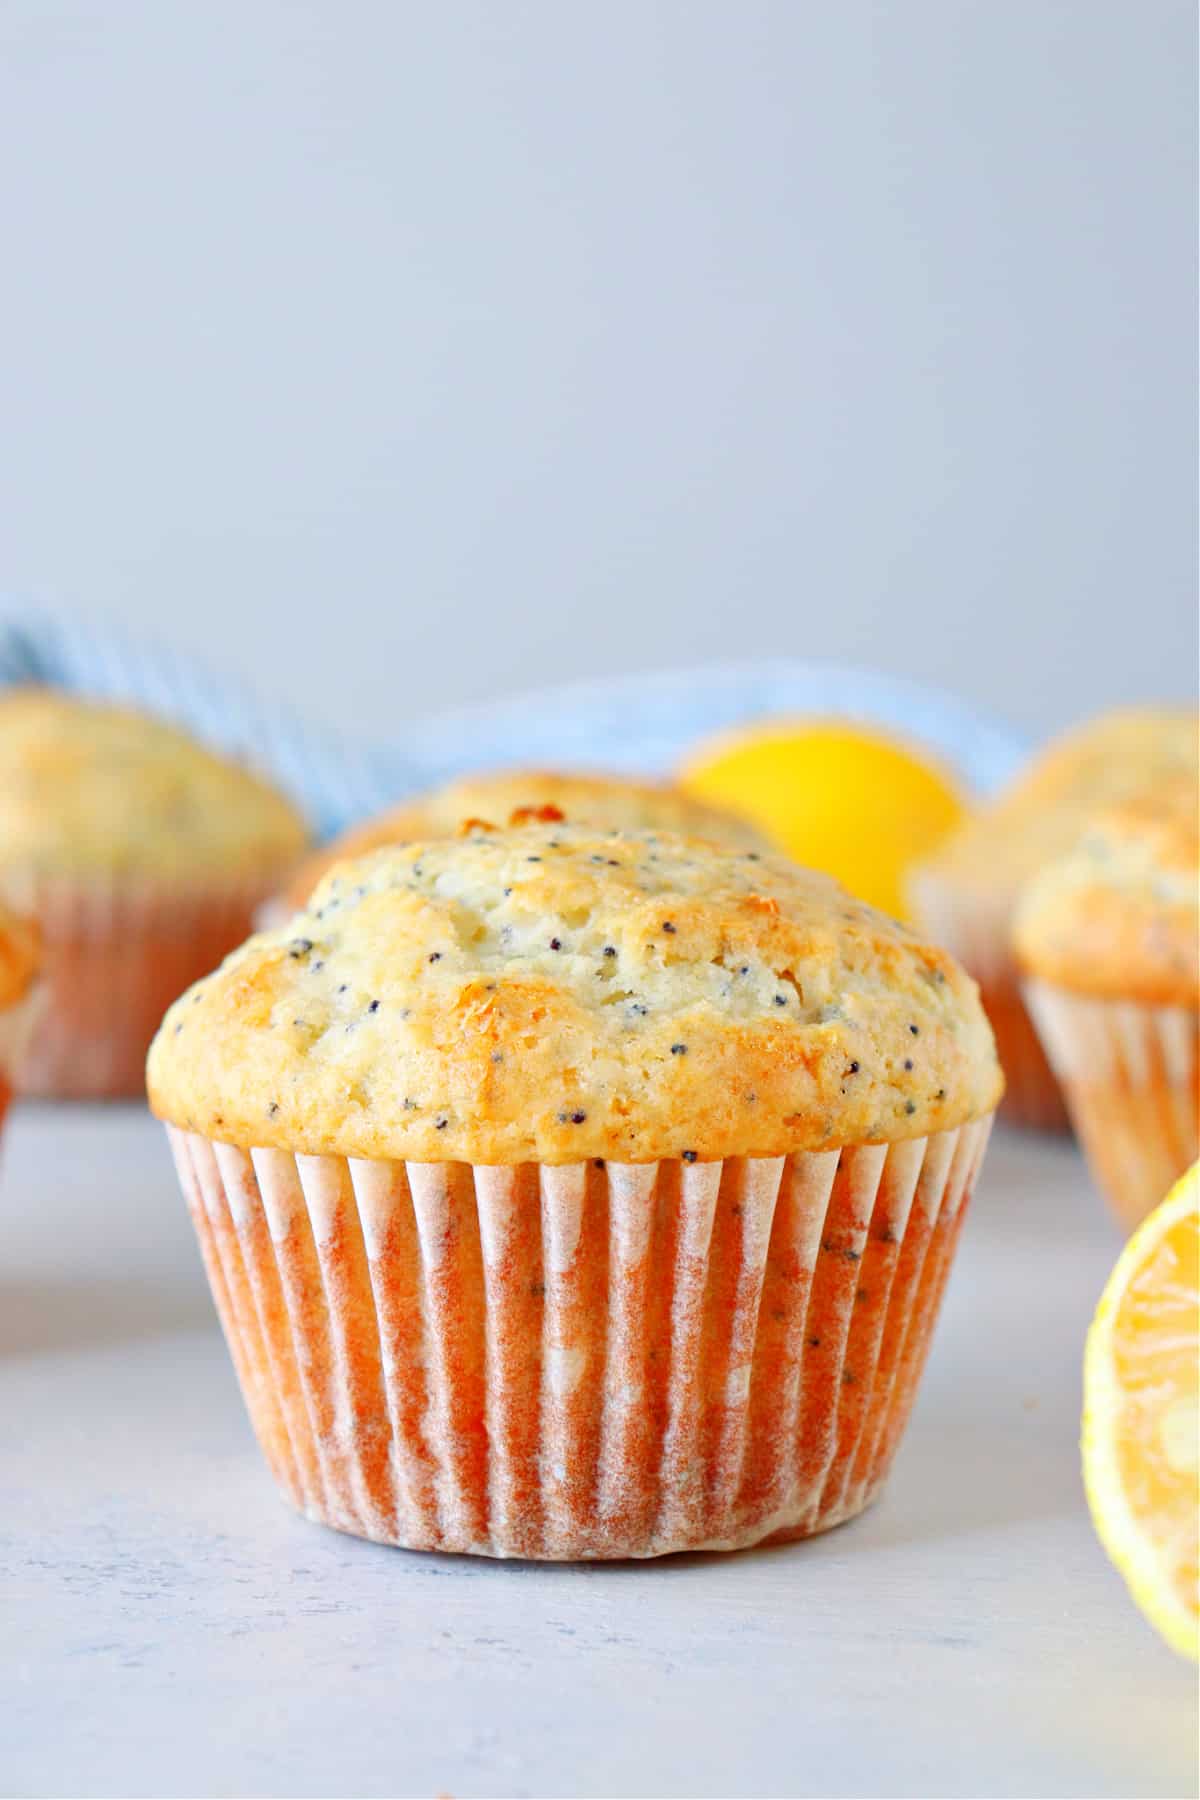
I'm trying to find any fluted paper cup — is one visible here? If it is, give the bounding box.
[908,874,1068,1132]
[168,1115,994,1559]
[0,873,279,1099]
[1024,981,1199,1234]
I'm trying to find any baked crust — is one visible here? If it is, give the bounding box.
[0,688,308,879]
[911,708,1198,910]
[281,769,767,907]
[1014,774,1199,1004]
[149,821,1002,1162]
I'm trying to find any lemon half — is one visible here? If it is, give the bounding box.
[1082,1162,1199,1660]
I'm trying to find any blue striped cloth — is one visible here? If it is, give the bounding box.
[0,614,1026,841]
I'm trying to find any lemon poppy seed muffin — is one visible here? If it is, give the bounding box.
[1014,775,1198,1007]
[155,827,998,1163]
[0,689,308,1095]
[1016,773,1199,1232]
[908,707,1198,1129]
[275,767,768,914]
[0,901,39,1014]
[918,710,1198,904]
[0,901,39,1143]
[151,822,1000,1560]
[0,688,307,880]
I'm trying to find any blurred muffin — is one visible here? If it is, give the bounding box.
[150,820,1000,1560]
[0,689,308,1097]
[272,768,768,916]
[908,708,1198,1130]
[0,903,39,1142]
[1016,774,1199,1233]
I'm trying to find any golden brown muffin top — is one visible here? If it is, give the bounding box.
[0,901,39,1010]
[1013,773,1199,1005]
[280,768,768,908]
[0,689,309,880]
[911,708,1198,909]
[149,821,1002,1164]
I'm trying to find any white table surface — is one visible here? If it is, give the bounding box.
[2,1105,1196,1800]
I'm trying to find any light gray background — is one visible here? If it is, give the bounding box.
[2,0,1196,740]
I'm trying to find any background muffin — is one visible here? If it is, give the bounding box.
[274,767,768,914]
[150,821,1000,1560]
[908,708,1198,1130]
[0,901,39,1141]
[0,689,308,1097]
[1016,774,1199,1232]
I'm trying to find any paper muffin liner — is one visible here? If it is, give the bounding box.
[908,873,1068,1132]
[168,1115,994,1560]
[1023,981,1198,1234]
[0,873,278,1099]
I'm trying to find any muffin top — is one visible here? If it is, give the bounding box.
[0,902,39,1010]
[0,689,309,880]
[1013,774,1199,1005]
[911,708,1198,908]
[280,768,768,908]
[149,821,1002,1164]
